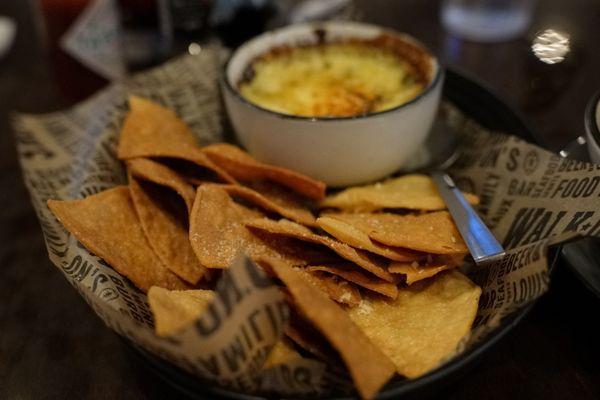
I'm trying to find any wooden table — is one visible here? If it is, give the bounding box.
[1,1,599,399]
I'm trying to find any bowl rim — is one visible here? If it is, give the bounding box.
[222,21,444,122]
[585,89,600,147]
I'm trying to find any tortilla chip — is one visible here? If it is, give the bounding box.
[118,96,235,183]
[261,256,396,399]
[148,287,214,337]
[189,185,263,268]
[246,218,394,282]
[210,183,316,227]
[324,211,468,254]
[294,267,361,307]
[129,175,207,284]
[388,261,453,285]
[189,186,329,269]
[285,318,340,364]
[187,177,212,186]
[202,143,326,200]
[438,252,468,267]
[317,216,423,262]
[47,187,189,292]
[127,158,196,212]
[307,264,398,299]
[263,338,302,368]
[261,231,342,266]
[119,96,199,152]
[320,174,479,212]
[347,270,481,378]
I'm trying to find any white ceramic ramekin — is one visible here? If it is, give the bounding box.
[222,21,443,187]
[585,90,600,164]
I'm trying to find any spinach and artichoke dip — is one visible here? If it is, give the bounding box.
[238,42,426,118]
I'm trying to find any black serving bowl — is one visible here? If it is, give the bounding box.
[125,68,560,399]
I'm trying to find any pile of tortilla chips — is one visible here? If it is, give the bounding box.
[47,96,482,399]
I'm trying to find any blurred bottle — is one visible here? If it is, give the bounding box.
[441,0,535,42]
[165,0,212,35]
[157,0,214,54]
[211,0,275,48]
[119,0,171,70]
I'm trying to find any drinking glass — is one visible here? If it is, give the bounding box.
[441,0,535,42]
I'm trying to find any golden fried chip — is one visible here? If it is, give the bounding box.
[317,216,423,262]
[189,185,263,268]
[128,158,196,212]
[263,338,302,368]
[320,174,479,212]
[307,264,398,299]
[129,175,206,284]
[187,177,213,186]
[324,211,468,254]
[294,267,361,307]
[347,270,481,378]
[283,308,346,365]
[439,252,468,267]
[210,183,316,227]
[118,96,235,183]
[148,287,214,336]
[260,232,341,267]
[202,143,326,200]
[260,256,396,399]
[119,96,199,151]
[246,218,394,282]
[285,319,340,364]
[189,186,328,269]
[388,261,453,285]
[47,187,189,292]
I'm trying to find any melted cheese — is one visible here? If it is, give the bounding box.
[239,43,424,118]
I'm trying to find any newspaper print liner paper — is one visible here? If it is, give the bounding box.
[12,51,600,397]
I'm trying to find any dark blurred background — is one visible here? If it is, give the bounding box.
[2,0,599,149]
[1,1,600,399]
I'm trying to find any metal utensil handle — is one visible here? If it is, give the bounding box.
[431,171,505,265]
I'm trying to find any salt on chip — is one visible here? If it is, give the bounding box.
[324,211,468,254]
[128,158,196,212]
[47,187,189,292]
[118,96,235,183]
[320,174,479,212]
[210,183,316,227]
[189,186,330,269]
[129,175,207,284]
[246,218,394,282]
[260,256,396,399]
[317,216,423,262]
[189,185,264,268]
[202,143,326,200]
[307,264,398,299]
[388,261,453,285]
[347,270,481,379]
[148,287,214,336]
